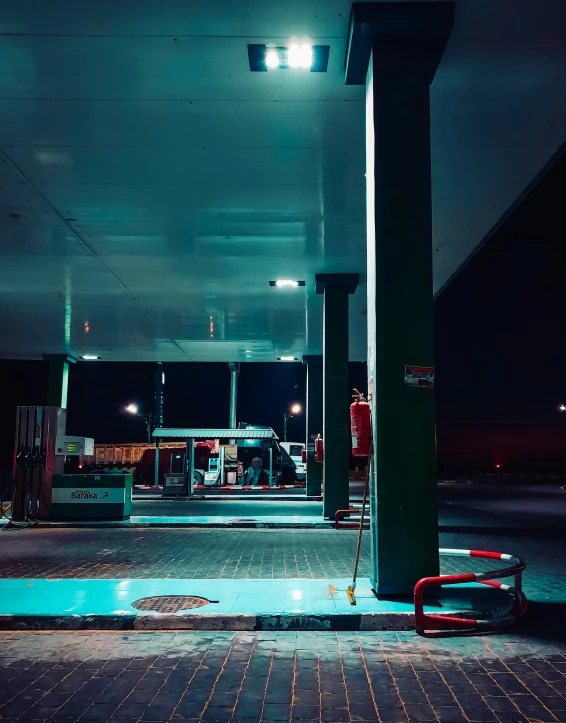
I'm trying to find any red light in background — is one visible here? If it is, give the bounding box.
[495,463,501,469]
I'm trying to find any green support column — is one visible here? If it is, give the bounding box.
[316,274,359,519]
[303,355,322,497]
[43,354,76,409]
[345,2,454,594]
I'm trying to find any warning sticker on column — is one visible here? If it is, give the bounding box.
[404,365,435,388]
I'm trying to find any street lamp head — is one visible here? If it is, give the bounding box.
[290,403,302,415]
[559,404,566,412]
[125,403,139,415]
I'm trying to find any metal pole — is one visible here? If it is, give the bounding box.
[284,414,287,442]
[187,438,195,498]
[229,371,237,428]
[269,446,273,487]
[154,438,160,489]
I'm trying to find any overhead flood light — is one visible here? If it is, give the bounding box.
[266,50,280,68]
[278,356,298,361]
[288,44,313,69]
[81,355,100,360]
[277,280,298,287]
[269,280,306,287]
[248,44,330,73]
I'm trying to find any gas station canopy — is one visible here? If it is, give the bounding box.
[153,428,278,440]
[0,0,565,362]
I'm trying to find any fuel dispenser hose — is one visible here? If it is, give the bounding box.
[0,480,34,529]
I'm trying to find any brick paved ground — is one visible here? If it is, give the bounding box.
[1,629,566,723]
[0,528,369,580]
[0,521,563,598]
[0,526,510,581]
[1,490,566,721]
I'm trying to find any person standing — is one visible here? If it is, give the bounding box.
[248,456,263,486]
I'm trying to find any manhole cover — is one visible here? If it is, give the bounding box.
[132,595,210,613]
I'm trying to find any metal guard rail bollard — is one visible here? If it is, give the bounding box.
[335,507,370,529]
[414,548,528,635]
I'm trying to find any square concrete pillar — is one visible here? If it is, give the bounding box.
[43,354,76,409]
[303,356,323,496]
[316,273,359,518]
[345,2,454,594]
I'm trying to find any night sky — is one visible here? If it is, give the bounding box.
[434,146,566,472]
[0,149,565,477]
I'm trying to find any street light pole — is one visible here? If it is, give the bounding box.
[140,412,152,443]
[125,404,152,443]
[283,404,302,442]
[284,413,291,442]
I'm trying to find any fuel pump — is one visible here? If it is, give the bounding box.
[10,406,64,524]
[7,407,91,525]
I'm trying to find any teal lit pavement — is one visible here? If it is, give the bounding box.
[40,515,335,528]
[0,577,511,630]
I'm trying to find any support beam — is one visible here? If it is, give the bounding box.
[43,354,76,409]
[346,1,454,594]
[154,363,165,487]
[303,356,323,497]
[316,273,359,518]
[228,362,239,446]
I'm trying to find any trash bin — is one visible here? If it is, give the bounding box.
[51,474,133,520]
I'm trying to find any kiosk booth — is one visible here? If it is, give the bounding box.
[152,427,280,497]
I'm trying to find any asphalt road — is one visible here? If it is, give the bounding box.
[131,498,323,517]
[437,482,566,528]
[130,481,566,526]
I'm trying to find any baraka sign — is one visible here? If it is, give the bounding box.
[71,490,108,500]
[52,488,126,504]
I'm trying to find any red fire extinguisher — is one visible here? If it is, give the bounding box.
[314,435,324,463]
[350,389,371,457]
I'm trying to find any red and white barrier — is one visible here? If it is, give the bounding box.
[335,504,370,529]
[414,548,527,635]
[193,484,305,491]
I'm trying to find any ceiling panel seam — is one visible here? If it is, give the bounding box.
[0,146,191,360]
[0,33,346,39]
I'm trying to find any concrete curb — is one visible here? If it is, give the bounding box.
[132,495,322,502]
[0,611,416,632]
[40,519,335,530]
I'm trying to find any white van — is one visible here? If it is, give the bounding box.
[279,442,306,479]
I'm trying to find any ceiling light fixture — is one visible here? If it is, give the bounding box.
[269,280,306,287]
[277,279,298,287]
[81,355,100,360]
[248,44,330,73]
[265,50,280,68]
[278,356,298,361]
[288,44,312,69]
